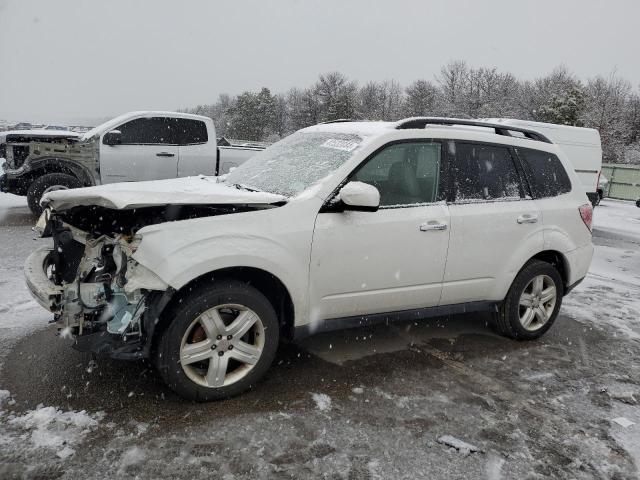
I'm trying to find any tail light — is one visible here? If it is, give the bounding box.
[579,203,593,232]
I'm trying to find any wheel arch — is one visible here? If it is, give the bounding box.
[151,266,296,348]
[494,248,572,303]
[25,157,95,187]
[527,250,570,291]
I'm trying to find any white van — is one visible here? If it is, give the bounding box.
[483,119,602,206]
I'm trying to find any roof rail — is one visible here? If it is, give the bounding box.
[395,117,552,144]
[320,119,354,124]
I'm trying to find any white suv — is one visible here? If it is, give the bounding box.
[26,118,594,401]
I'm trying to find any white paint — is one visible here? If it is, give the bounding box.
[43,175,286,211]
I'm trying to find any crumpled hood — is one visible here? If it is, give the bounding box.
[41,176,287,211]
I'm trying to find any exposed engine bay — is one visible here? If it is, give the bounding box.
[30,202,276,359]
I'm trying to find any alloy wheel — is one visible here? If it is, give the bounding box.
[518,274,557,331]
[179,304,265,388]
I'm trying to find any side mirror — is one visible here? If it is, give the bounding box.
[338,181,380,212]
[103,130,122,146]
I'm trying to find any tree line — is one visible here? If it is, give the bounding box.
[181,61,640,164]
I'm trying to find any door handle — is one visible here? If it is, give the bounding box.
[517,213,539,224]
[156,152,175,157]
[420,221,448,232]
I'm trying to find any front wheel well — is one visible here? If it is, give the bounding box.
[153,267,296,345]
[26,157,95,188]
[23,165,82,187]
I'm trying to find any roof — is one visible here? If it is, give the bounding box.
[301,117,553,144]
[301,120,395,136]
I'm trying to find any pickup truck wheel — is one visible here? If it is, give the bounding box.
[495,260,563,340]
[27,173,82,215]
[155,280,279,401]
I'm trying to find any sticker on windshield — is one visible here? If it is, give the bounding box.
[320,139,360,152]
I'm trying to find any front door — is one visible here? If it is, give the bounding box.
[309,140,451,323]
[100,117,179,183]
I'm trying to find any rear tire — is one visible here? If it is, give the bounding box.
[26,173,82,215]
[495,260,563,340]
[154,279,279,401]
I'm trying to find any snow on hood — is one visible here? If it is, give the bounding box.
[41,176,287,211]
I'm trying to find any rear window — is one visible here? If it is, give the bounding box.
[517,148,571,198]
[175,119,208,145]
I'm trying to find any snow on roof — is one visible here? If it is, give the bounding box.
[299,117,557,144]
[300,120,395,137]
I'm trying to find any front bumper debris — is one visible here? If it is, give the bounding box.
[25,213,175,360]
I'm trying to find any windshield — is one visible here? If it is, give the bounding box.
[224,131,363,197]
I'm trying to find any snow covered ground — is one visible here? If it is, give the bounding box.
[1,194,639,479]
[0,194,49,365]
[564,200,640,339]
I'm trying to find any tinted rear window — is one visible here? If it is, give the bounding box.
[175,119,208,144]
[517,148,571,198]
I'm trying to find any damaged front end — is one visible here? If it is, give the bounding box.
[25,210,173,360]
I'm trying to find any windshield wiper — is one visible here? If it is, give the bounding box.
[231,183,262,193]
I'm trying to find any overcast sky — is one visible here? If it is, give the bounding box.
[1,0,639,125]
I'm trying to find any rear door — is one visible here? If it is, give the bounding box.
[441,141,543,304]
[100,117,179,183]
[515,147,589,247]
[176,118,216,177]
[309,140,451,322]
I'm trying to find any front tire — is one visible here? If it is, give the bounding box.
[26,173,82,215]
[155,280,279,401]
[495,260,563,340]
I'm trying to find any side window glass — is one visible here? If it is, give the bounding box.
[453,143,522,202]
[175,119,208,145]
[353,142,442,207]
[116,118,177,145]
[517,148,571,198]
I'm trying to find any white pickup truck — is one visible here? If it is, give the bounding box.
[0,111,265,214]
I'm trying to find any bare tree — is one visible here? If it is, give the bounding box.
[404,80,440,117]
[437,60,469,116]
[314,72,359,121]
[178,63,640,165]
[581,72,631,162]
